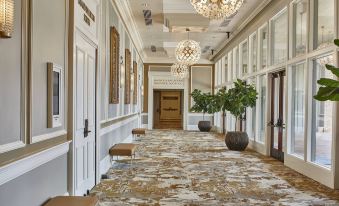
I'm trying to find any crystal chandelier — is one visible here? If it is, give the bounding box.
[175,29,201,65]
[190,0,244,20]
[0,0,14,38]
[171,63,189,79]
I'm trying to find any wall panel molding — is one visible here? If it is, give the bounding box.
[0,141,70,186]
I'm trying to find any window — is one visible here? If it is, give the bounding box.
[233,47,239,79]
[271,9,288,65]
[250,33,258,72]
[228,51,233,82]
[290,63,306,157]
[259,25,268,70]
[246,77,257,140]
[224,56,228,82]
[313,0,335,49]
[311,55,334,168]
[292,0,307,56]
[240,40,249,75]
[258,74,267,143]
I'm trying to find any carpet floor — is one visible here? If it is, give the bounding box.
[91,130,339,206]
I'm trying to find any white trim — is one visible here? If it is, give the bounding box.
[31,130,67,144]
[99,115,138,136]
[187,113,214,117]
[0,141,25,154]
[0,141,70,186]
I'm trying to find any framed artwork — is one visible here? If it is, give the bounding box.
[109,26,119,104]
[47,62,63,128]
[125,49,131,104]
[133,61,138,104]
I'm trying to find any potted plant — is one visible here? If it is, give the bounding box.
[314,39,339,101]
[220,79,258,151]
[190,89,218,132]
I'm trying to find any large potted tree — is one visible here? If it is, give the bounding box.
[190,89,218,132]
[221,79,258,151]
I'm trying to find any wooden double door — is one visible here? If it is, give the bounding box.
[153,90,183,129]
[269,70,286,162]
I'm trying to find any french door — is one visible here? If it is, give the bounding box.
[74,33,96,196]
[269,70,286,162]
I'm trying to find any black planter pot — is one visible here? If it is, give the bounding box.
[225,131,249,151]
[198,121,212,132]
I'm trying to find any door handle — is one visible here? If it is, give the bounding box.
[267,121,275,127]
[84,119,92,137]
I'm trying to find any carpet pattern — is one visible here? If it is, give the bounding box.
[91,130,339,206]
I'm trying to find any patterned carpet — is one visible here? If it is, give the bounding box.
[91,130,339,206]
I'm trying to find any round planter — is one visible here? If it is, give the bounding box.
[225,131,249,151]
[198,121,212,132]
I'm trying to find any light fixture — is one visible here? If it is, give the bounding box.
[0,0,14,38]
[171,63,189,79]
[190,0,244,20]
[175,29,201,65]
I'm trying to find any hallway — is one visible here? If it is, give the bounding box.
[92,130,339,205]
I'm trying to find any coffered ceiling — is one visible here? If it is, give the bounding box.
[125,0,268,63]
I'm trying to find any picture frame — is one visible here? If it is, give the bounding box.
[125,49,131,104]
[109,26,120,104]
[133,61,138,104]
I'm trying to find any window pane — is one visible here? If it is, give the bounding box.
[271,11,288,64]
[250,34,257,72]
[258,75,267,142]
[314,0,335,49]
[241,41,248,75]
[246,78,257,140]
[259,26,268,70]
[311,55,334,168]
[291,63,306,157]
[224,56,228,82]
[293,0,307,56]
[234,47,239,78]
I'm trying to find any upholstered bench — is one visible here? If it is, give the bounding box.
[44,196,98,206]
[109,143,137,163]
[132,128,146,140]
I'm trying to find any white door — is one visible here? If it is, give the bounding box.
[74,33,96,196]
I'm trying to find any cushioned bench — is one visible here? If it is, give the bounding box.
[132,128,146,140]
[109,143,137,162]
[44,196,98,206]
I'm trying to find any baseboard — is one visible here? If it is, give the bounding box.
[187,125,199,131]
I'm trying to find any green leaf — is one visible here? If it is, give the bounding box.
[317,78,339,87]
[334,39,339,47]
[325,64,339,78]
[314,87,338,101]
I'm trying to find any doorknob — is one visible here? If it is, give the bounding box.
[84,119,92,137]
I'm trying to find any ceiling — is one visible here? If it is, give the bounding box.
[126,0,264,63]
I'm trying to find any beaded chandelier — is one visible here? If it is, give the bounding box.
[171,63,189,79]
[190,0,244,20]
[175,29,201,65]
[0,0,14,38]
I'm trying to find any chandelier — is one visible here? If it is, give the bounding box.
[0,0,14,38]
[171,63,189,79]
[175,29,201,65]
[190,0,244,20]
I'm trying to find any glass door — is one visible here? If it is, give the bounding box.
[269,70,286,162]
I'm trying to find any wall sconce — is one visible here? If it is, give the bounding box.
[0,0,14,38]
[120,56,125,88]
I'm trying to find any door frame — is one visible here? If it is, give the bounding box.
[148,71,188,130]
[69,29,99,195]
[268,69,286,162]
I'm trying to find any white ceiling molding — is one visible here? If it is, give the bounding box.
[112,0,146,61]
[144,56,212,64]
[210,0,272,62]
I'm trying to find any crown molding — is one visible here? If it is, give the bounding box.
[210,0,272,62]
[111,0,146,61]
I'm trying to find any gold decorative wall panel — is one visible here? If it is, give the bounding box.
[125,49,131,104]
[109,26,119,104]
